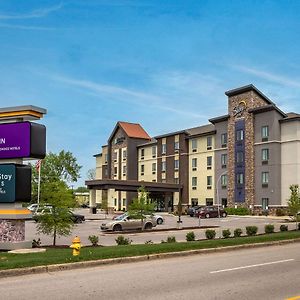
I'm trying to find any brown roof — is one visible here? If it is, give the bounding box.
[185,124,215,137]
[118,122,151,140]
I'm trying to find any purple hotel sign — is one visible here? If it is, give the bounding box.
[0,122,31,159]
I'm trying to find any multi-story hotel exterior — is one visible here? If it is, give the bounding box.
[87,84,300,214]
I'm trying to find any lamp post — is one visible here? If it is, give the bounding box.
[216,170,227,238]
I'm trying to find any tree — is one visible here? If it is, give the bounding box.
[36,180,76,245]
[287,184,300,229]
[75,186,89,193]
[128,186,155,230]
[86,168,96,180]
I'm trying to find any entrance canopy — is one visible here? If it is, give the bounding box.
[85,179,182,193]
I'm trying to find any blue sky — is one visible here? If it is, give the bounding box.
[1,0,300,187]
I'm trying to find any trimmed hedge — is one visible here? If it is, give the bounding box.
[280,225,288,232]
[234,228,243,237]
[265,224,275,234]
[246,226,258,236]
[225,207,251,215]
[186,231,195,242]
[205,229,216,239]
[222,229,231,239]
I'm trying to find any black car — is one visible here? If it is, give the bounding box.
[188,206,204,217]
[71,212,85,223]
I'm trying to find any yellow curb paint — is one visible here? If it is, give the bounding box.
[0,209,31,215]
[286,296,300,300]
[0,110,42,119]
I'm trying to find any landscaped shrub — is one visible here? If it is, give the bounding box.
[264,224,275,234]
[275,208,286,216]
[234,228,243,237]
[205,229,216,239]
[222,229,231,239]
[167,236,177,243]
[225,207,251,215]
[88,235,99,246]
[280,225,288,232]
[246,226,258,236]
[186,231,195,242]
[145,240,153,245]
[115,235,132,245]
[32,238,41,248]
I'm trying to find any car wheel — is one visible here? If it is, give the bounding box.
[113,224,122,232]
[157,218,163,225]
[144,223,153,230]
[205,213,210,218]
[222,212,227,218]
[190,214,194,217]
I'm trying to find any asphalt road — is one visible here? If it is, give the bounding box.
[1,243,299,300]
[25,211,290,246]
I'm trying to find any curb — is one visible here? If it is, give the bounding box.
[1,238,300,278]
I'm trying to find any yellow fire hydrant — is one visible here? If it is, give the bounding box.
[70,236,82,256]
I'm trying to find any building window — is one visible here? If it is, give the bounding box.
[192,177,197,189]
[207,176,212,189]
[162,143,167,155]
[104,168,108,176]
[114,166,117,176]
[191,198,198,206]
[192,139,197,152]
[207,156,212,169]
[207,136,212,150]
[192,158,197,170]
[174,159,179,170]
[113,152,117,162]
[236,151,244,164]
[236,129,244,141]
[221,154,227,168]
[221,174,227,188]
[262,198,269,210]
[162,161,166,172]
[262,148,269,163]
[174,141,180,151]
[104,154,108,163]
[262,126,269,141]
[174,177,179,184]
[221,133,227,147]
[152,146,157,158]
[141,164,145,175]
[114,198,117,207]
[123,198,126,207]
[122,150,127,160]
[262,172,269,187]
[141,148,145,159]
[152,163,156,173]
[222,198,227,207]
[237,173,244,185]
[122,165,126,175]
[206,198,213,206]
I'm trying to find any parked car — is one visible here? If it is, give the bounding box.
[194,206,227,218]
[188,205,204,217]
[101,214,156,231]
[33,207,85,224]
[27,203,51,212]
[112,212,164,225]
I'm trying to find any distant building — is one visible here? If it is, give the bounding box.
[87,84,300,214]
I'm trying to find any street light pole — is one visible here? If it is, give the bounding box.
[216,170,227,238]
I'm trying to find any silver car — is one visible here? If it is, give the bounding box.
[101,214,156,231]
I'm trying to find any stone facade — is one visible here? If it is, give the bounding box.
[227,91,268,207]
[0,219,25,242]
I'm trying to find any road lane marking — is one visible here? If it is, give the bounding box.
[210,259,294,274]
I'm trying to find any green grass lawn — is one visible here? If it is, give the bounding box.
[1,231,300,271]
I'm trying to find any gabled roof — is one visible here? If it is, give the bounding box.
[280,112,300,123]
[108,121,151,142]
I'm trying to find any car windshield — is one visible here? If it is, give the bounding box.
[114,215,126,221]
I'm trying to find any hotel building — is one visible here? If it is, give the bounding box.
[87,84,300,214]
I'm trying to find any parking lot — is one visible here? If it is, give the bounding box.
[24,209,292,246]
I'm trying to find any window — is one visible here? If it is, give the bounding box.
[113,152,117,162]
[122,165,126,175]
[221,133,227,147]
[174,177,179,184]
[104,154,108,163]
[221,154,227,168]
[192,139,197,152]
[207,136,212,150]
[237,173,244,185]
[114,166,117,176]
[192,158,197,170]
[206,198,213,206]
[174,141,180,151]
[123,198,126,207]
[104,168,108,176]
[122,150,127,160]
[152,163,156,173]
[152,146,157,157]
[207,176,212,188]
[262,149,269,163]
[236,129,244,141]
[114,199,117,207]
[141,148,145,159]
[262,172,269,186]
[262,126,269,141]
[162,143,167,155]
[221,174,227,188]
[141,164,145,175]
[192,177,197,185]
[262,198,269,210]
[162,161,166,172]
[222,198,227,207]
[236,151,244,164]
[174,159,179,170]
[207,156,212,169]
[191,198,198,206]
